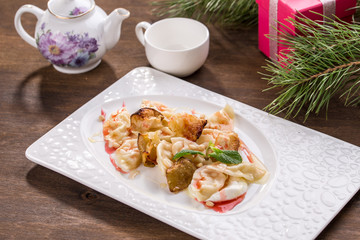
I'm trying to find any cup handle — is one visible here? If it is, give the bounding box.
[135,21,151,46]
[14,4,44,48]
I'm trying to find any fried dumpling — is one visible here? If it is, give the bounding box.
[168,112,207,141]
[166,158,196,193]
[130,107,165,133]
[141,99,176,119]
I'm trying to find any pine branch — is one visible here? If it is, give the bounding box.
[151,0,258,28]
[302,61,360,83]
[261,13,360,121]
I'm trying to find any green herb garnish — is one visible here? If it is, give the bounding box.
[173,150,205,161]
[209,149,242,165]
[172,143,242,165]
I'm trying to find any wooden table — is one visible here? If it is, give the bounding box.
[1,0,359,239]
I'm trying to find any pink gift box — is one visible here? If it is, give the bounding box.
[256,0,356,61]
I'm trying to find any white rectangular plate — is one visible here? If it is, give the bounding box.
[26,67,360,240]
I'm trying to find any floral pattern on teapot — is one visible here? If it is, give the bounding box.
[36,23,99,67]
[15,1,130,73]
[69,7,89,16]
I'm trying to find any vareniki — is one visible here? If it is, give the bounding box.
[101,100,269,213]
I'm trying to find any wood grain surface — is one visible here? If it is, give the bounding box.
[1,0,359,239]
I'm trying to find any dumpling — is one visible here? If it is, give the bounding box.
[166,158,196,193]
[197,128,240,151]
[156,140,174,174]
[171,137,209,165]
[141,99,176,119]
[207,162,268,184]
[168,112,207,141]
[137,132,159,167]
[207,177,248,202]
[189,163,249,203]
[111,138,141,173]
[103,107,132,148]
[130,107,165,133]
[206,104,235,131]
[157,126,175,141]
[188,164,228,202]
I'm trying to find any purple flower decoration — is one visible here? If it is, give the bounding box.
[36,23,99,68]
[38,32,77,65]
[79,33,98,53]
[69,52,90,67]
[69,7,88,16]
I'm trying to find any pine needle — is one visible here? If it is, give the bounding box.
[261,13,360,121]
[151,0,258,28]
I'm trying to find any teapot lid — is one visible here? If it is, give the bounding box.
[48,0,95,19]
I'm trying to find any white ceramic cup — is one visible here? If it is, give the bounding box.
[135,18,209,77]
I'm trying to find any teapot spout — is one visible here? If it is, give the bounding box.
[103,8,130,50]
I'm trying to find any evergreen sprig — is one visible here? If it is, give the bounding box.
[261,13,360,121]
[151,0,258,28]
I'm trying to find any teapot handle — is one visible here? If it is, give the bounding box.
[14,5,44,48]
[135,21,151,46]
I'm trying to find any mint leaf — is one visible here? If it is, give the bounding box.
[173,149,205,161]
[173,145,242,165]
[209,149,242,165]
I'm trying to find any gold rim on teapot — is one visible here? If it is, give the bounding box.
[47,0,95,20]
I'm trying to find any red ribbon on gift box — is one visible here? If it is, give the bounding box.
[269,0,335,61]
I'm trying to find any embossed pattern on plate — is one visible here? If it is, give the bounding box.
[26,67,360,240]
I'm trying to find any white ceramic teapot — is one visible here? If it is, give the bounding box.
[15,0,130,74]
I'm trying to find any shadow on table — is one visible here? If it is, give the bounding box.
[183,64,229,96]
[26,164,194,239]
[14,60,117,122]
